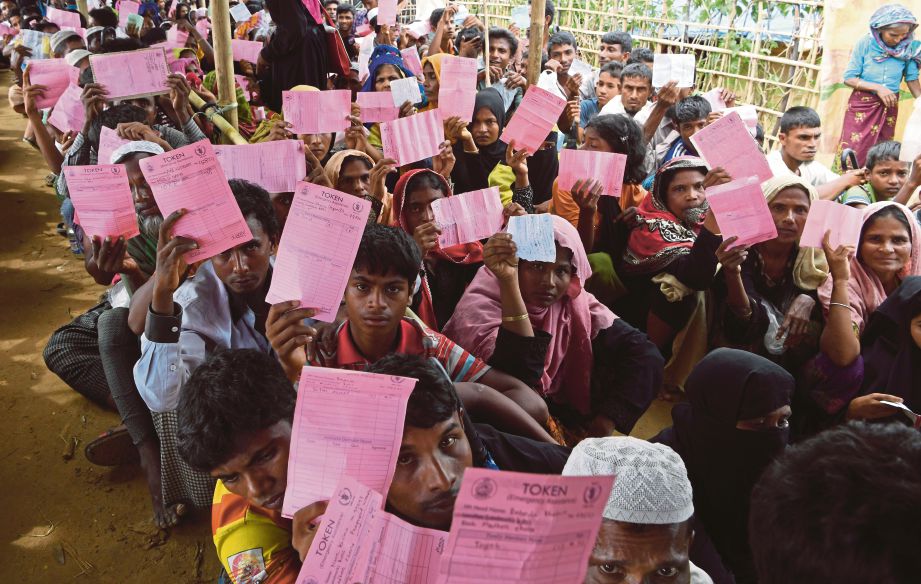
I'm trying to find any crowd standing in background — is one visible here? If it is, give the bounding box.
[3,0,921,582]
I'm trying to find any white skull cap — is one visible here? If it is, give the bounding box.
[110,140,165,164]
[563,436,694,525]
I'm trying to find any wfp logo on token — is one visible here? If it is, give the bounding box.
[111,166,120,175]
[338,487,353,506]
[471,477,497,500]
[353,201,363,213]
[195,145,207,157]
[583,483,604,505]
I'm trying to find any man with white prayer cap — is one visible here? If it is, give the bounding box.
[563,436,713,584]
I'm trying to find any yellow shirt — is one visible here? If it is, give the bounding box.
[211,481,300,584]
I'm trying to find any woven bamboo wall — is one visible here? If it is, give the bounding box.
[403,1,826,150]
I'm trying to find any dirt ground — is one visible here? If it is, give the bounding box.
[0,70,221,582]
[0,69,675,582]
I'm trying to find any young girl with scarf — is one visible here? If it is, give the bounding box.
[449,88,559,209]
[443,215,661,438]
[390,169,485,330]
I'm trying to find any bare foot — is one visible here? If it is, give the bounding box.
[137,439,186,529]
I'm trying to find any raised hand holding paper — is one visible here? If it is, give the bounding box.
[402,46,424,77]
[281,368,415,518]
[704,176,777,247]
[27,59,72,109]
[507,214,556,263]
[64,164,140,241]
[357,91,400,123]
[195,17,211,37]
[568,58,594,79]
[234,74,255,101]
[558,149,627,197]
[511,5,530,29]
[799,199,864,249]
[690,111,772,183]
[381,108,445,165]
[702,88,727,112]
[431,187,504,248]
[98,126,133,165]
[724,104,759,135]
[438,55,478,122]
[282,89,351,134]
[230,38,263,63]
[18,29,49,61]
[47,82,86,132]
[214,140,307,193]
[166,26,188,46]
[46,6,81,30]
[229,2,251,22]
[652,53,695,88]
[390,76,423,107]
[299,476,447,584]
[265,181,370,321]
[90,49,170,100]
[378,0,398,25]
[500,86,567,154]
[117,0,140,29]
[140,140,253,262]
[436,469,613,584]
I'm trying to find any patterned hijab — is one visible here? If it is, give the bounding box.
[870,4,921,63]
[623,156,709,274]
[391,169,484,329]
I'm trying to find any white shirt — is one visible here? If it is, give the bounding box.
[767,150,839,187]
[536,70,568,101]
[134,262,273,412]
[536,69,596,101]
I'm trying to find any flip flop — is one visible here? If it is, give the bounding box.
[84,425,139,467]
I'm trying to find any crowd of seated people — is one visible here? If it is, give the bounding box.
[4,0,921,581]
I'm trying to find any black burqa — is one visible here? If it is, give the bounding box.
[859,275,921,411]
[653,348,793,584]
[260,0,329,112]
[451,88,558,204]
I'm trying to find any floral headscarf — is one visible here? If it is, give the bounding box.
[623,156,710,274]
[870,4,921,63]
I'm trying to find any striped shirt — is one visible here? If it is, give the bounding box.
[308,318,490,382]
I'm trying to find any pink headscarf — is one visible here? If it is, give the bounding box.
[443,216,616,414]
[818,201,921,333]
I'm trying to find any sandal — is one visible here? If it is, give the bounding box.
[84,425,139,467]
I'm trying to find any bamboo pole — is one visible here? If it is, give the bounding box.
[744,1,765,106]
[210,0,238,133]
[527,0,545,86]
[188,92,247,144]
[75,0,88,19]
[482,0,490,87]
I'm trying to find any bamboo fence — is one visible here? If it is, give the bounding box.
[400,1,825,150]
